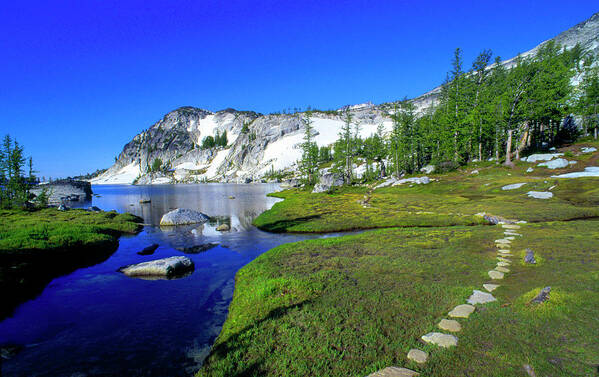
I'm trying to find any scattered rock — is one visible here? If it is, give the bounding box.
[524,153,564,163]
[526,191,553,199]
[392,176,431,186]
[0,344,23,360]
[488,270,504,280]
[448,304,475,318]
[88,206,102,212]
[137,243,159,255]
[139,198,151,204]
[502,183,527,190]
[467,290,497,305]
[407,349,428,364]
[526,167,534,173]
[367,367,419,377]
[312,171,344,193]
[118,256,194,278]
[531,287,551,304]
[552,166,599,178]
[483,284,499,292]
[523,364,537,377]
[538,158,569,169]
[421,332,458,348]
[160,208,210,226]
[524,248,536,264]
[470,169,479,175]
[438,319,461,332]
[421,164,435,174]
[581,147,597,153]
[57,204,69,211]
[495,266,510,273]
[216,223,231,231]
[178,243,219,254]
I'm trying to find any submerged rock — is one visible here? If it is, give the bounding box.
[118,256,194,278]
[160,208,210,226]
[137,244,159,255]
[178,243,219,254]
[1,344,23,360]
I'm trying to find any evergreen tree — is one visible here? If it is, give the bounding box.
[299,111,319,185]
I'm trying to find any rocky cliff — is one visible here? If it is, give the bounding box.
[93,12,599,185]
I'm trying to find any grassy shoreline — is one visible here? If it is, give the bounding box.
[200,141,599,376]
[0,208,143,319]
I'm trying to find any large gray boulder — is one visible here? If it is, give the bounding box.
[30,179,92,205]
[312,171,344,193]
[524,153,563,162]
[537,158,569,169]
[160,208,210,226]
[118,256,194,278]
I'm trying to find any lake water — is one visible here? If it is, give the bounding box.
[0,184,322,377]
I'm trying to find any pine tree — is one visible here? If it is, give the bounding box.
[300,111,319,185]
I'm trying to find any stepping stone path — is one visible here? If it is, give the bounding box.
[367,367,420,377]
[374,216,530,376]
[489,270,504,279]
[421,332,458,348]
[467,290,497,305]
[407,349,428,364]
[448,304,476,318]
[438,319,461,332]
[483,283,499,292]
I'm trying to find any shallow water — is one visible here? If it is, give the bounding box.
[0,184,320,377]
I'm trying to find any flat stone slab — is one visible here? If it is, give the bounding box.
[467,290,497,305]
[497,256,511,262]
[504,232,522,236]
[495,266,510,273]
[407,349,428,364]
[502,183,527,190]
[502,224,521,230]
[496,243,511,249]
[527,191,553,199]
[119,256,194,278]
[504,236,515,240]
[483,283,499,292]
[367,367,419,377]
[495,239,511,244]
[421,332,458,348]
[489,270,504,279]
[438,319,461,332]
[497,261,510,267]
[448,304,475,318]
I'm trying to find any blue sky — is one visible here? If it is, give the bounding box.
[1,1,597,178]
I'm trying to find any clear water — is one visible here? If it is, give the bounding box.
[0,184,321,377]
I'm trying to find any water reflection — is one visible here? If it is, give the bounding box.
[0,183,322,377]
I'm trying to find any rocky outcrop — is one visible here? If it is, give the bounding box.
[118,256,194,278]
[92,13,599,185]
[160,208,210,226]
[30,179,92,204]
[312,171,344,193]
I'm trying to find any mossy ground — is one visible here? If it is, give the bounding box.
[201,141,599,376]
[0,208,143,319]
[0,208,142,252]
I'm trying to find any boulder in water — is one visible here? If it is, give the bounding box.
[118,256,194,278]
[178,243,219,254]
[160,208,210,226]
[216,223,231,231]
[137,243,159,255]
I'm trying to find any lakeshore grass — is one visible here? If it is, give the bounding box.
[200,220,599,377]
[201,141,599,376]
